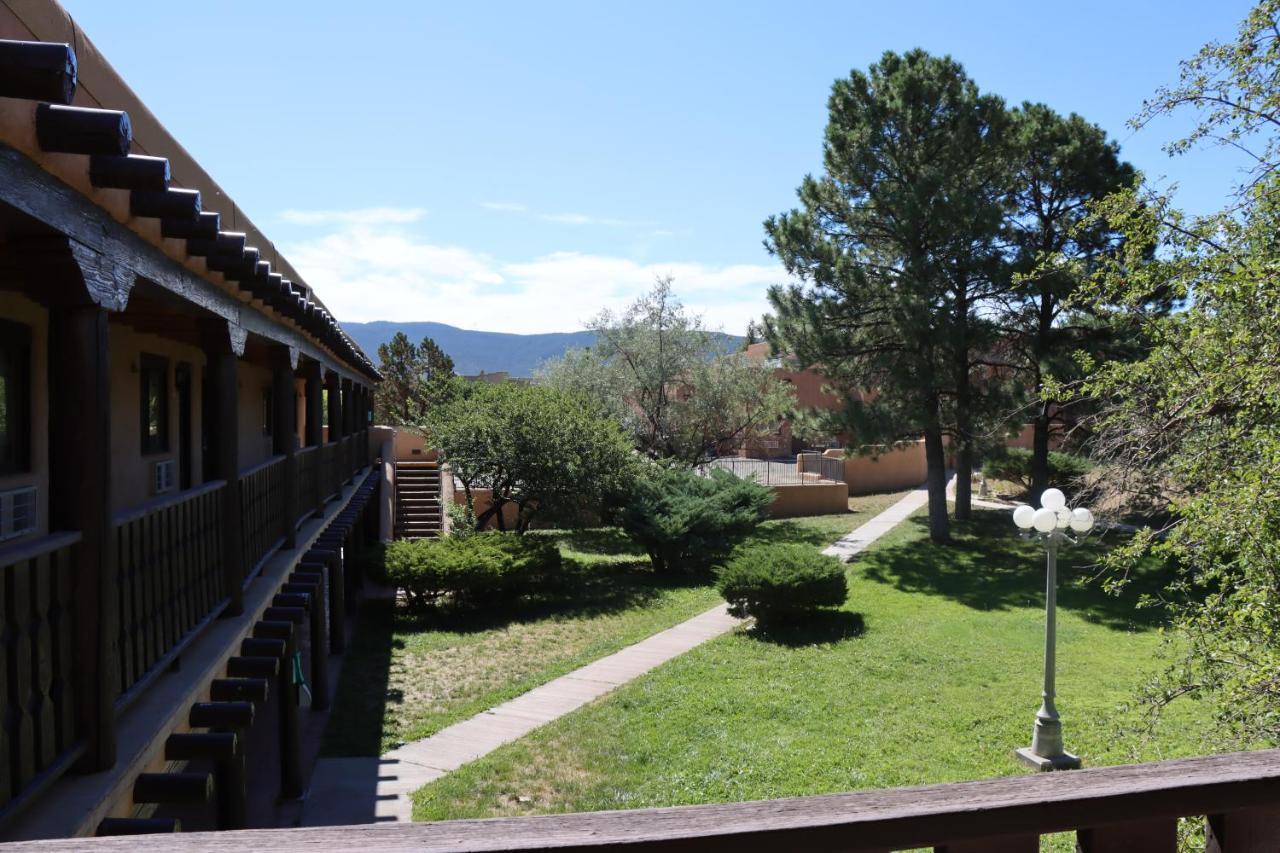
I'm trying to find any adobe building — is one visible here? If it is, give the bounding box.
[0,0,383,839]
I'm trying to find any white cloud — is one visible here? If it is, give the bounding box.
[480,201,644,228]
[480,201,528,212]
[277,207,427,225]
[282,222,782,335]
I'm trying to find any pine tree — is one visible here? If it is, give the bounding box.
[764,50,1010,542]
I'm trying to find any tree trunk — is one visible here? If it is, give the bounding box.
[955,439,973,522]
[1030,399,1051,505]
[923,418,951,544]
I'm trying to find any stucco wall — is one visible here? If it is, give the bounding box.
[768,481,849,518]
[0,293,49,541]
[391,428,438,462]
[829,441,927,495]
[237,362,274,471]
[107,322,206,513]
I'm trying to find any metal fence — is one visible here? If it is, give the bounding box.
[700,455,844,486]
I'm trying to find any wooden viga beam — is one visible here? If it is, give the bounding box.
[0,39,77,103]
[130,187,200,221]
[187,230,246,258]
[162,210,220,240]
[90,154,170,191]
[36,103,130,155]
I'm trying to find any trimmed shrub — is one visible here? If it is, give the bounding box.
[716,544,848,624]
[981,446,1093,492]
[618,466,773,574]
[383,533,562,609]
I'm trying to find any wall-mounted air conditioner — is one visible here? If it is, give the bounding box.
[0,486,37,542]
[153,459,176,495]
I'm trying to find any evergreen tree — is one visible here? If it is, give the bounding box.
[764,50,1010,541]
[1001,103,1138,503]
[373,332,457,426]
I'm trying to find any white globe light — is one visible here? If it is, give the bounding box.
[1041,488,1066,512]
[1013,504,1036,529]
[1032,507,1058,533]
[1070,507,1095,533]
[1055,507,1072,529]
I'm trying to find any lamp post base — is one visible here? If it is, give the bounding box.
[1015,746,1081,771]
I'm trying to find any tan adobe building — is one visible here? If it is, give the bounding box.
[0,0,383,839]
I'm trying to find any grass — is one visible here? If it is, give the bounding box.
[321,490,908,756]
[410,507,1216,827]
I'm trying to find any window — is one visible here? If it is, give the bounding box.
[262,387,274,436]
[139,353,169,454]
[0,320,32,475]
[0,486,36,541]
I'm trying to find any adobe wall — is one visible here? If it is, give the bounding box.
[391,428,438,462]
[107,322,207,513]
[829,441,927,495]
[768,481,849,518]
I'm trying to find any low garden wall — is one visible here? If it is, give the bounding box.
[826,441,927,495]
[769,481,849,518]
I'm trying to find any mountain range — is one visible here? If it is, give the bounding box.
[342,321,742,377]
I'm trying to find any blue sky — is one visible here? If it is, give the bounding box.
[64,0,1253,334]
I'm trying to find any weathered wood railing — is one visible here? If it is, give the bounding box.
[294,445,319,529]
[113,481,227,702]
[319,441,338,502]
[30,749,1280,850]
[0,532,84,821]
[238,455,286,582]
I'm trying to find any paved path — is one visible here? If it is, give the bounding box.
[302,606,741,825]
[822,484,930,561]
[303,492,927,826]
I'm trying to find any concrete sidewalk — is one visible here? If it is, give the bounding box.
[822,484,930,561]
[301,605,741,825]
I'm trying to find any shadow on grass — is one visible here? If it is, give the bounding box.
[747,519,853,549]
[858,512,1173,631]
[747,610,866,647]
[322,536,707,756]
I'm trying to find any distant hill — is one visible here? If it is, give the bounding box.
[341,321,597,377]
[342,320,742,377]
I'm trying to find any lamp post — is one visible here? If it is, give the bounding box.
[1011,487,1093,771]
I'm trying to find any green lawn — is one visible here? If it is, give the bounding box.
[321,491,907,756]
[411,508,1216,825]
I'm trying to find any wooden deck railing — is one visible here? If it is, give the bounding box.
[113,481,227,701]
[295,445,319,528]
[319,441,338,502]
[33,749,1280,851]
[239,455,286,581]
[0,531,85,820]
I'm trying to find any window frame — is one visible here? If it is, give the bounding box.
[0,319,32,476]
[139,352,170,455]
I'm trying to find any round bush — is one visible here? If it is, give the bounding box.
[715,544,848,624]
[383,533,562,609]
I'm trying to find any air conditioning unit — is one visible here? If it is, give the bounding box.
[153,459,176,495]
[0,486,37,542]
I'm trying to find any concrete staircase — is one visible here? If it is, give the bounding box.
[394,461,443,540]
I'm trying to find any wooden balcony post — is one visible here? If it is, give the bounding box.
[341,378,354,482]
[202,321,245,617]
[271,346,298,546]
[1206,806,1280,852]
[326,370,342,443]
[48,302,117,771]
[303,360,325,513]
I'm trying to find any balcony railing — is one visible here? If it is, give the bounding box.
[39,748,1280,850]
[0,434,374,825]
[0,531,85,821]
[239,455,287,582]
[113,480,227,702]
